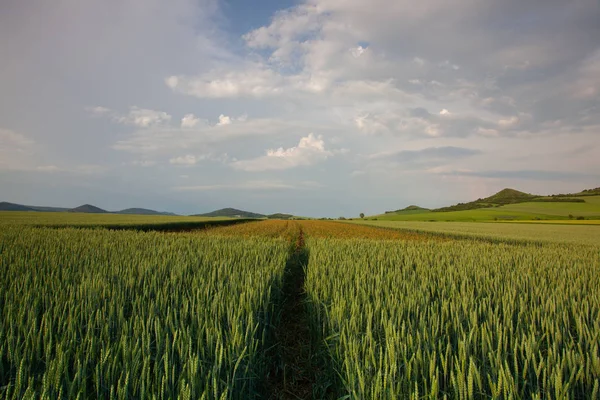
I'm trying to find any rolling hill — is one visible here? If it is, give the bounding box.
[195,208,265,218]
[376,187,600,222]
[68,204,108,213]
[385,205,430,214]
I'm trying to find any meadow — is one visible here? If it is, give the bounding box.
[1,214,599,399]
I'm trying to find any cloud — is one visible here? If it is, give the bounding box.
[217,114,232,126]
[113,117,327,156]
[231,133,333,171]
[181,113,201,128]
[117,107,172,127]
[370,146,481,164]
[351,45,367,58]
[166,67,286,98]
[88,106,173,128]
[86,106,111,116]
[169,155,200,165]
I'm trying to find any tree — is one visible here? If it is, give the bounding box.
[360,213,365,219]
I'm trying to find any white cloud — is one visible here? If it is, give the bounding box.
[181,113,201,128]
[351,45,367,58]
[118,107,171,127]
[86,106,111,116]
[170,155,200,165]
[498,116,519,127]
[217,114,232,126]
[439,109,451,116]
[165,76,179,89]
[166,67,286,98]
[231,133,333,171]
[131,160,156,167]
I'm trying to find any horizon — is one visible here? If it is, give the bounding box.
[1,0,599,217]
[3,185,598,218]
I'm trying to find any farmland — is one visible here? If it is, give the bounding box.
[375,195,600,222]
[1,216,599,399]
[350,219,600,245]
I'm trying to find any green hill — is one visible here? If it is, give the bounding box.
[481,188,536,204]
[68,204,108,214]
[434,188,537,212]
[385,205,430,215]
[376,186,600,222]
[195,208,265,218]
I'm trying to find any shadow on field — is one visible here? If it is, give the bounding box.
[35,219,256,232]
[264,231,336,400]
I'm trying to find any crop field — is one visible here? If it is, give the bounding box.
[350,219,600,245]
[0,226,290,399]
[1,217,599,399]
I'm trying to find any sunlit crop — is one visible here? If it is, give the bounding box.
[305,238,600,399]
[0,226,289,399]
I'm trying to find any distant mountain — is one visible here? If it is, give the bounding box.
[116,208,177,216]
[68,204,108,214]
[0,202,35,211]
[195,208,265,218]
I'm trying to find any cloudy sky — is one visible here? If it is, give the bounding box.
[1,0,599,216]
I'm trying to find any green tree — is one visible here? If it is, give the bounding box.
[360,213,365,219]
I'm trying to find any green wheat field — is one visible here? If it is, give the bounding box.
[1,213,599,399]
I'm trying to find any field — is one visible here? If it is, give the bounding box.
[375,195,600,221]
[1,214,599,399]
[350,220,600,245]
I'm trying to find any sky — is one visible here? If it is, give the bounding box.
[0,0,599,217]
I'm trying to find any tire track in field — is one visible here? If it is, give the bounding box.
[266,227,330,400]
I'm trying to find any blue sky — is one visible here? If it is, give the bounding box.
[0,0,599,217]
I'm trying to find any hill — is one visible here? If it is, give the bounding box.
[385,205,430,214]
[433,188,537,212]
[374,186,600,222]
[195,208,265,218]
[0,202,35,212]
[117,208,177,216]
[68,204,108,214]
